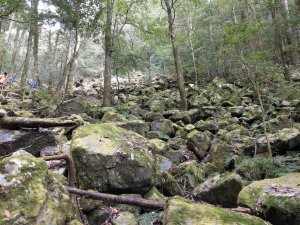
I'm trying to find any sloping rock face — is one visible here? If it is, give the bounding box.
[192,172,244,207]
[163,197,270,225]
[53,98,91,117]
[238,173,300,225]
[0,129,58,157]
[71,123,155,193]
[0,150,78,225]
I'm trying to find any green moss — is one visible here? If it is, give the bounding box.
[164,197,270,225]
[238,173,300,223]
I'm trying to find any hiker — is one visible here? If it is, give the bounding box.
[0,72,8,89]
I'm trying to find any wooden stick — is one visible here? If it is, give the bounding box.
[65,186,166,210]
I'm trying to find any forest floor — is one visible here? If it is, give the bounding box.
[0,74,300,225]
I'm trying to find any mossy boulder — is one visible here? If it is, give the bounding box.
[112,211,138,225]
[149,139,168,155]
[53,98,91,117]
[0,129,58,157]
[150,100,165,113]
[173,160,205,190]
[195,119,219,133]
[117,120,150,136]
[238,173,300,225]
[253,128,300,155]
[163,197,270,225]
[188,94,209,108]
[192,172,244,207]
[208,140,234,172]
[151,119,175,137]
[187,130,211,159]
[71,123,155,193]
[144,187,165,201]
[101,111,128,123]
[169,111,191,124]
[0,150,78,225]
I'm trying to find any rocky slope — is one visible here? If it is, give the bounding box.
[0,76,299,224]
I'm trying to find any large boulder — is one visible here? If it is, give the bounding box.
[0,150,78,225]
[252,128,300,155]
[163,197,270,225]
[187,130,211,159]
[151,119,175,137]
[0,129,58,157]
[71,123,155,193]
[238,173,300,225]
[53,98,91,117]
[192,172,244,207]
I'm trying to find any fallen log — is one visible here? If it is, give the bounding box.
[65,186,166,210]
[0,116,79,129]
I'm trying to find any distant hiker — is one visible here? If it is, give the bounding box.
[0,72,8,89]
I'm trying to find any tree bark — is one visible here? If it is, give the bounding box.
[163,0,188,110]
[102,0,114,107]
[65,186,166,209]
[32,0,39,83]
[10,28,24,76]
[20,30,33,89]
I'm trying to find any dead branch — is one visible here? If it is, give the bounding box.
[65,186,166,210]
[0,116,79,130]
[43,154,76,187]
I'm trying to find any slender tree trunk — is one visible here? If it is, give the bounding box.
[102,0,114,107]
[10,28,23,76]
[269,0,292,82]
[186,6,198,87]
[48,32,59,90]
[0,16,14,72]
[163,0,188,110]
[32,0,39,83]
[282,0,295,65]
[20,30,33,89]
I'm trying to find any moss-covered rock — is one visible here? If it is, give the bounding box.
[0,129,58,157]
[144,187,165,201]
[117,120,150,136]
[101,111,128,123]
[238,173,300,225]
[151,119,175,137]
[173,160,205,190]
[71,123,154,193]
[195,119,219,133]
[161,172,184,197]
[192,172,244,207]
[149,139,168,155]
[187,130,211,159]
[0,150,78,225]
[112,211,138,225]
[208,140,234,172]
[163,197,270,225]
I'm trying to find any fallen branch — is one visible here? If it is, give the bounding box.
[0,116,79,130]
[43,154,76,187]
[65,186,166,210]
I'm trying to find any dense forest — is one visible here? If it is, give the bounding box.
[0,0,300,225]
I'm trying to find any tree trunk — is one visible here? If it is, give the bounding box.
[0,16,14,72]
[282,0,295,66]
[31,0,39,83]
[102,0,114,107]
[10,28,23,76]
[186,6,198,87]
[20,30,33,89]
[268,0,292,82]
[163,0,188,110]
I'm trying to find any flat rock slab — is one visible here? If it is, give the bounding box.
[0,129,58,157]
